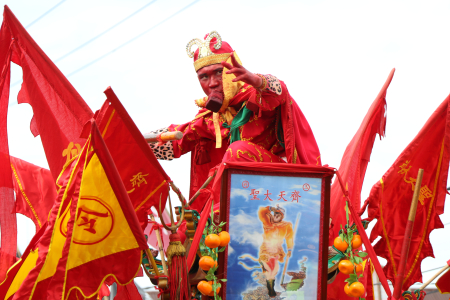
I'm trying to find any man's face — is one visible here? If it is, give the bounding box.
[273,212,283,223]
[197,64,224,96]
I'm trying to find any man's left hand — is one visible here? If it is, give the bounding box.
[221,52,262,88]
[287,250,292,258]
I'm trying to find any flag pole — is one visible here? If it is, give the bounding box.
[187,170,217,206]
[419,264,450,290]
[281,212,301,285]
[393,169,424,299]
[149,213,169,276]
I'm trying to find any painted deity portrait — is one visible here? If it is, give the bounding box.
[224,173,323,300]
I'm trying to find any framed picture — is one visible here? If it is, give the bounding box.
[218,163,333,300]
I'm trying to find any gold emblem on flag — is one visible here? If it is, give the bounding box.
[127,172,149,194]
[62,142,81,165]
[60,196,114,245]
[398,161,432,205]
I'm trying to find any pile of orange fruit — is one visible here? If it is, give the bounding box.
[197,231,231,296]
[333,233,365,298]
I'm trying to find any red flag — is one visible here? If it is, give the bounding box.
[1,6,93,180]
[0,5,93,280]
[436,261,450,294]
[93,87,171,229]
[364,95,450,290]
[13,121,148,300]
[327,69,394,300]
[10,157,56,231]
[0,156,77,300]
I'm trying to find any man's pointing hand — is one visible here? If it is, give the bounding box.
[221,52,263,88]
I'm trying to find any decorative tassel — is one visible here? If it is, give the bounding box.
[167,232,190,300]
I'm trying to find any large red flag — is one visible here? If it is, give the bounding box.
[10,157,56,231]
[12,122,148,300]
[327,69,395,300]
[1,6,93,180]
[0,6,93,280]
[93,87,171,229]
[364,95,450,290]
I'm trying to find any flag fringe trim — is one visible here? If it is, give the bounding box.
[0,258,24,287]
[63,250,143,300]
[10,162,42,227]
[56,156,79,190]
[29,141,88,299]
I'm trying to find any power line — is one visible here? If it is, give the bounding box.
[10,0,200,91]
[54,0,159,63]
[25,0,68,28]
[66,0,201,78]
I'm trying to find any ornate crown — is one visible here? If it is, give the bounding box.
[186,31,232,71]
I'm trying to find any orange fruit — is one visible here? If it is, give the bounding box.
[344,283,357,297]
[351,235,362,249]
[334,236,348,252]
[199,256,215,271]
[349,281,365,297]
[205,234,221,248]
[218,231,230,247]
[355,263,363,274]
[208,286,220,296]
[197,281,212,295]
[338,260,354,275]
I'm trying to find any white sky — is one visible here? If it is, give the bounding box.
[2,0,450,292]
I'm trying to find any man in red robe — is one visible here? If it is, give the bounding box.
[149,31,321,209]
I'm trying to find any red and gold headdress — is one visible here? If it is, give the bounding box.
[187,31,244,149]
[186,31,234,72]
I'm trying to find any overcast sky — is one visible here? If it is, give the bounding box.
[2,0,450,292]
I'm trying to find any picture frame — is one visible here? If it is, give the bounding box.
[218,163,333,300]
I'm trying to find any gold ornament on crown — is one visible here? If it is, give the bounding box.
[186,31,230,71]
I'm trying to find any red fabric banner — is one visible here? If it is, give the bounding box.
[1,6,93,180]
[13,122,148,300]
[93,87,171,229]
[10,157,56,231]
[364,95,450,290]
[327,69,395,299]
[0,12,16,283]
[0,5,92,281]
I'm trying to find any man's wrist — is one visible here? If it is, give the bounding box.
[254,73,266,90]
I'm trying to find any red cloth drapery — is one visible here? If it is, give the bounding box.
[327,69,395,299]
[364,95,450,290]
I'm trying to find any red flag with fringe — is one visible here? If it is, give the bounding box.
[327,69,395,300]
[0,5,92,280]
[12,121,148,300]
[364,95,450,290]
